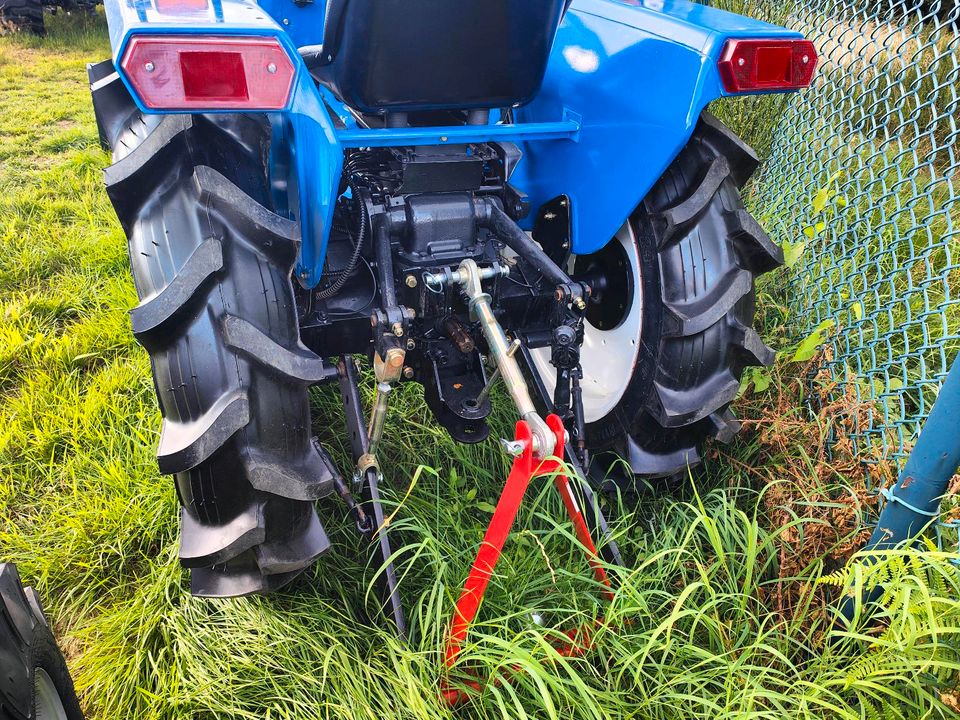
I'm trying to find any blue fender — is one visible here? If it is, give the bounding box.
[101,0,803,282]
[102,0,344,284]
[513,0,801,254]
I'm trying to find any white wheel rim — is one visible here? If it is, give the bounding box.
[34,668,69,720]
[530,219,643,423]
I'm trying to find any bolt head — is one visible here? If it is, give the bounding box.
[392,322,404,337]
[737,57,746,67]
[405,274,418,288]
[144,61,155,72]
[802,54,810,64]
[574,297,587,311]
[267,62,277,74]
[406,339,416,351]
[403,366,414,380]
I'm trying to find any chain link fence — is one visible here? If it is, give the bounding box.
[714,0,959,478]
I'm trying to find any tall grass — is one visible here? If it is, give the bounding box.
[1,11,959,720]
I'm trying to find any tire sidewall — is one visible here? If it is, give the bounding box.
[26,629,83,720]
[584,207,663,449]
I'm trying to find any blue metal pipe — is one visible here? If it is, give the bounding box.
[866,358,960,548]
[840,357,960,620]
[336,116,582,149]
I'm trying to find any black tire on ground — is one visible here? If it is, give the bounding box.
[0,564,83,720]
[577,112,783,485]
[89,63,339,597]
[0,0,44,36]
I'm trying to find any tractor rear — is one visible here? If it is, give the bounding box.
[87,0,816,687]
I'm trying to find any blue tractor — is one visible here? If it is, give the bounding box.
[87,0,815,630]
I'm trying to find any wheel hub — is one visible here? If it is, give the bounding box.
[575,234,634,331]
[531,219,643,424]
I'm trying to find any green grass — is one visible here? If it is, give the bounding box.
[2,13,960,720]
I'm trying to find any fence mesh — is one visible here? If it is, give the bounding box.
[713,0,959,481]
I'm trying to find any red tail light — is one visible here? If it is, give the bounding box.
[718,38,817,94]
[121,35,295,110]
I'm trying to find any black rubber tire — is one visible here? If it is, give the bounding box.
[583,112,783,484]
[0,0,44,35]
[0,564,83,720]
[91,69,339,597]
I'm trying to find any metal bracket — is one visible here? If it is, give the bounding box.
[441,414,615,705]
[337,356,407,638]
[448,258,555,456]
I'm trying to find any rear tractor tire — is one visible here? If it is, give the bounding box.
[0,0,44,36]
[0,564,83,720]
[90,64,339,597]
[531,112,783,487]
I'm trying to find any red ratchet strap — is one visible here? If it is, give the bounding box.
[441,414,613,706]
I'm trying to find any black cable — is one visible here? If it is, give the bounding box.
[317,187,367,300]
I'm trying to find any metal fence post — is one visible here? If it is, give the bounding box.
[840,358,960,619]
[866,359,960,548]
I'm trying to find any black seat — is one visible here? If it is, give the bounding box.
[310,0,569,114]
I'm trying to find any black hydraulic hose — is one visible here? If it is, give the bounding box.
[482,201,573,288]
[317,189,367,300]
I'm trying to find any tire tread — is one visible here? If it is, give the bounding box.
[592,112,781,481]
[0,0,44,35]
[91,86,338,595]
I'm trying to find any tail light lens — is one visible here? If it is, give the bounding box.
[718,38,818,94]
[120,35,295,110]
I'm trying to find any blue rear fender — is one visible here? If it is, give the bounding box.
[513,0,801,254]
[101,0,801,281]
[103,0,345,286]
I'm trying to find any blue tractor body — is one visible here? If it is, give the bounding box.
[89,0,814,618]
[104,0,801,286]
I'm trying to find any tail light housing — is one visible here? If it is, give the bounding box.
[120,35,295,110]
[718,38,818,94]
